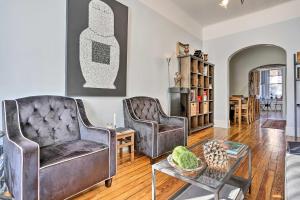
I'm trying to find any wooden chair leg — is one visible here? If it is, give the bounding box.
[119,140,123,158]
[130,145,134,162]
[247,112,250,124]
[150,158,155,165]
[234,109,237,124]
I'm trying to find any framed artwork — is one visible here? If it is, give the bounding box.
[66,0,128,96]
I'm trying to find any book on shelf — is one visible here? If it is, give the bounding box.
[190,89,196,101]
[203,66,208,76]
[297,67,300,79]
[203,102,209,114]
[203,91,208,101]
[190,102,197,116]
[197,95,202,102]
[223,141,246,157]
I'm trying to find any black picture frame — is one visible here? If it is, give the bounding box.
[66,0,128,96]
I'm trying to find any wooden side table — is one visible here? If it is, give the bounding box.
[116,128,135,162]
[0,131,12,200]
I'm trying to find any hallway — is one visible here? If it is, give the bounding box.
[261,111,285,120]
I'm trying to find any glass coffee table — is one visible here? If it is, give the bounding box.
[152,140,251,200]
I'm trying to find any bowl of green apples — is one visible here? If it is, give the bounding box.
[167,146,206,176]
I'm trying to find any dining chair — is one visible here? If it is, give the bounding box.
[255,98,260,119]
[274,97,283,112]
[234,97,251,124]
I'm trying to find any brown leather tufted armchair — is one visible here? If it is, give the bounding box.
[2,96,116,200]
[123,96,188,163]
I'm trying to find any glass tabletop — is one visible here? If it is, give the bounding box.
[152,140,249,191]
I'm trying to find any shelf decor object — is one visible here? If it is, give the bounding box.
[66,0,128,96]
[166,56,172,88]
[175,54,214,134]
[176,42,189,56]
[297,52,300,64]
[174,72,182,87]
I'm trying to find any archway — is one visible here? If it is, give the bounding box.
[228,44,287,125]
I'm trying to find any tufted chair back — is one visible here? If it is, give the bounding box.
[128,97,160,122]
[16,96,80,147]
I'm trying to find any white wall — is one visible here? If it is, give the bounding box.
[203,17,300,135]
[229,45,286,96]
[0,0,202,130]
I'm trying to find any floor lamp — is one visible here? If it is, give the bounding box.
[166,56,172,115]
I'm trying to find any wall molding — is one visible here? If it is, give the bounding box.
[203,0,300,40]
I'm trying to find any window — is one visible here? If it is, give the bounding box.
[260,69,283,99]
[269,69,282,98]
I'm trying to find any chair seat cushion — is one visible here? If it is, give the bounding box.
[159,124,183,133]
[40,140,108,167]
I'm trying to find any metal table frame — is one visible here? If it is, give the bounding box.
[152,141,252,200]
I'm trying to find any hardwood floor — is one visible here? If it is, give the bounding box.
[73,119,286,200]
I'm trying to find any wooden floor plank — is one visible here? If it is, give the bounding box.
[73,118,286,200]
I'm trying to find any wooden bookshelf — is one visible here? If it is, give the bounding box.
[178,55,214,134]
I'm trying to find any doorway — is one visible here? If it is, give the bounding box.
[228,44,287,127]
[250,65,286,120]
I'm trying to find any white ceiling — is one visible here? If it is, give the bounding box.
[171,0,294,26]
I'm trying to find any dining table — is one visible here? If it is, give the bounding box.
[230,96,243,125]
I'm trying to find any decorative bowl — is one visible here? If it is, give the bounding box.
[167,155,206,176]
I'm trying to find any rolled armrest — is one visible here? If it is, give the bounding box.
[156,99,188,146]
[159,115,187,127]
[75,99,116,177]
[3,100,39,200]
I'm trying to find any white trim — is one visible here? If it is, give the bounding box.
[40,147,109,170]
[158,127,184,134]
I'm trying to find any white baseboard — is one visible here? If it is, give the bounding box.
[214,120,229,129]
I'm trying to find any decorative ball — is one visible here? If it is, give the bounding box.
[203,140,228,169]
